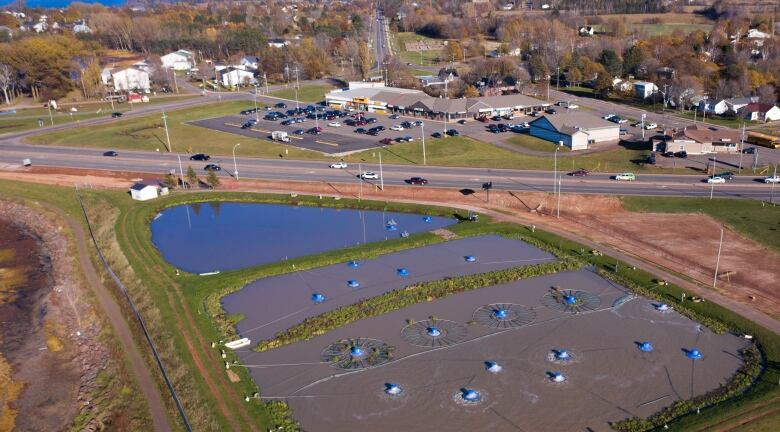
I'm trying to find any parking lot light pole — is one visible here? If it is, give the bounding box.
[738,123,745,173]
[162,111,172,152]
[641,113,646,140]
[709,155,716,200]
[557,175,562,218]
[554,142,562,194]
[713,228,724,288]
[378,151,384,191]
[254,86,259,122]
[232,143,241,181]
[421,122,426,165]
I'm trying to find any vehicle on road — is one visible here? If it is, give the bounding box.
[614,173,636,181]
[673,151,688,159]
[765,176,780,184]
[746,131,780,149]
[190,153,210,161]
[292,129,304,135]
[609,116,628,124]
[407,177,428,185]
[204,164,221,171]
[390,125,404,131]
[603,114,615,120]
[644,122,658,130]
[307,127,322,135]
[328,121,341,127]
[103,150,119,157]
[329,162,348,169]
[446,129,459,136]
[457,119,467,125]
[414,120,424,127]
[380,138,393,145]
[359,171,379,180]
[716,172,735,180]
[431,132,442,138]
[706,176,726,184]
[241,121,253,129]
[568,169,588,177]
[401,121,413,128]
[743,147,756,154]
[111,112,123,118]
[272,131,290,142]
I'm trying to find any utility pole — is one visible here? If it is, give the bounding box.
[442,80,448,138]
[738,123,745,173]
[293,66,300,110]
[557,175,562,218]
[713,228,724,288]
[172,69,179,94]
[421,121,426,165]
[772,163,778,206]
[554,142,561,193]
[556,66,560,91]
[710,154,717,200]
[641,113,646,140]
[161,111,172,152]
[358,162,363,201]
[232,143,241,181]
[254,85,259,122]
[177,154,185,189]
[378,151,384,190]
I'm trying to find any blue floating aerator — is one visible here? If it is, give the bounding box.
[426,326,441,337]
[397,268,409,276]
[347,260,360,268]
[464,255,476,262]
[686,348,702,360]
[564,294,577,305]
[385,383,402,395]
[485,361,502,373]
[423,216,433,222]
[347,280,360,288]
[350,346,365,357]
[461,388,481,402]
[493,309,508,319]
[311,293,326,303]
[386,224,398,231]
[639,341,654,352]
[555,349,570,361]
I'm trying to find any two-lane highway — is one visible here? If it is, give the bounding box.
[0,143,774,200]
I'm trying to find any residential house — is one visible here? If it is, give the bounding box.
[634,81,658,99]
[652,125,741,154]
[161,49,195,71]
[529,112,620,150]
[725,97,757,114]
[656,67,675,80]
[218,67,255,87]
[578,26,595,36]
[129,183,158,201]
[267,38,289,48]
[240,55,261,70]
[740,103,780,122]
[612,78,632,93]
[72,22,92,33]
[103,65,151,92]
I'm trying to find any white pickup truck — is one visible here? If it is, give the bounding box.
[271,130,290,142]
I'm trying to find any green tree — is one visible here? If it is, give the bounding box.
[186,165,198,188]
[357,41,372,79]
[622,45,645,77]
[205,169,220,188]
[528,53,548,82]
[597,49,622,78]
[594,72,614,98]
[163,172,177,189]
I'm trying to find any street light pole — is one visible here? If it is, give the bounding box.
[556,175,562,218]
[254,86,259,122]
[378,151,384,191]
[554,142,561,194]
[421,122,426,165]
[232,143,240,181]
[738,123,745,173]
[710,154,717,200]
[713,227,724,288]
[177,154,185,189]
[641,113,646,140]
[162,111,172,152]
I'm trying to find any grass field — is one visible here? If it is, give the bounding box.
[675,111,747,129]
[393,32,446,66]
[268,85,336,103]
[0,96,197,135]
[632,23,712,36]
[506,134,572,153]
[621,196,780,252]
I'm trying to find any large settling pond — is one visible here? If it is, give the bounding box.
[150,202,454,273]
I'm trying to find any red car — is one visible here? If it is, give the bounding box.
[568,169,588,177]
[477,116,490,123]
[407,177,429,185]
[380,137,393,145]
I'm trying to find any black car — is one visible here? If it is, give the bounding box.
[663,151,675,158]
[275,102,287,108]
[103,150,119,157]
[743,147,756,154]
[497,124,509,132]
[204,164,221,171]
[390,114,400,119]
[292,129,305,135]
[190,153,211,161]
[457,119,467,125]
[716,171,735,180]
[407,177,429,185]
[355,128,367,134]
[111,112,123,118]
[673,151,688,159]
[545,108,557,114]
[366,117,378,123]
[401,121,413,128]
[645,154,656,165]
[446,129,459,136]
[240,122,253,129]
[367,130,379,136]
[431,132,442,138]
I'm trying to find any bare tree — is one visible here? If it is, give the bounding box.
[0,63,14,105]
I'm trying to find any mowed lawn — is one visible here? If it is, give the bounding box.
[268,85,337,103]
[0,95,196,135]
[26,101,329,160]
[621,196,780,252]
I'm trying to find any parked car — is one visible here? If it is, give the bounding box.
[329,162,348,169]
[367,130,379,136]
[663,151,675,158]
[389,114,400,119]
[431,132,442,138]
[292,129,304,135]
[204,164,221,171]
[545,108,557,114]
[366,117,378,123]
[111,112,123,118]
[457,119,467,125]
[103,150,119,157]
[414,120,424,126]
[190,153,210,161]
[403,136,414,142]
[602,114,615,120]
[477,116,490,123]
[275,102,287,108]
[307,127,322,135]
[407,177,428,185]
[359,171,379,180]
[644,122,658,130]
[568,169,588,177]
[355,128,367,134]
[446,129,459,136]
[401,121,413,128]
[764,176,780,184]
[390,125,405,131]
[706,176,726,184]
[328,121,341,127]
[614,173,636,181]
[380,138,393,145]
[673,151,688,159]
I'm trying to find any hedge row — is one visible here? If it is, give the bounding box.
[255,258,583,352]
[611,345,761,431]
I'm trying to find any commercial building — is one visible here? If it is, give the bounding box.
[651,125,741,154]
[528,112,620,150]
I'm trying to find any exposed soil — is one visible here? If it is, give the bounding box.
[0,201,110,432]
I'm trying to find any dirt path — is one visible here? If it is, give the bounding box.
[54,205,173,432]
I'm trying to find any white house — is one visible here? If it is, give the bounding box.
[725,97,757,114]
[528,112,619,150]
[267,38,289,48]
[129,183,158,201]
[240,55,261,70]
[73,23,92,33]
[161,49,194,71]
[578,26,595,36]
[741,103,780,122]
[612,78,632,92]
[111,67,151,92]
[218,67,255,87]
[633,81,658,99]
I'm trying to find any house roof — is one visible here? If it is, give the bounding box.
[679,125,740,143]
[530,112,617,132]
[130,183,154,191]
[725,97,754,105]
[742,103,777,113]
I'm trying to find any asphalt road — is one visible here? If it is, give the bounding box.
[1,142,776,200]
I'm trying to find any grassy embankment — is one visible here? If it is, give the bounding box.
[268,85,337,103]
[622,196,780,252]
[0,95,196,135]
[393,32,445,66]
[0,180,155,430]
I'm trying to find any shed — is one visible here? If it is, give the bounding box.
[129,183,159,201]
